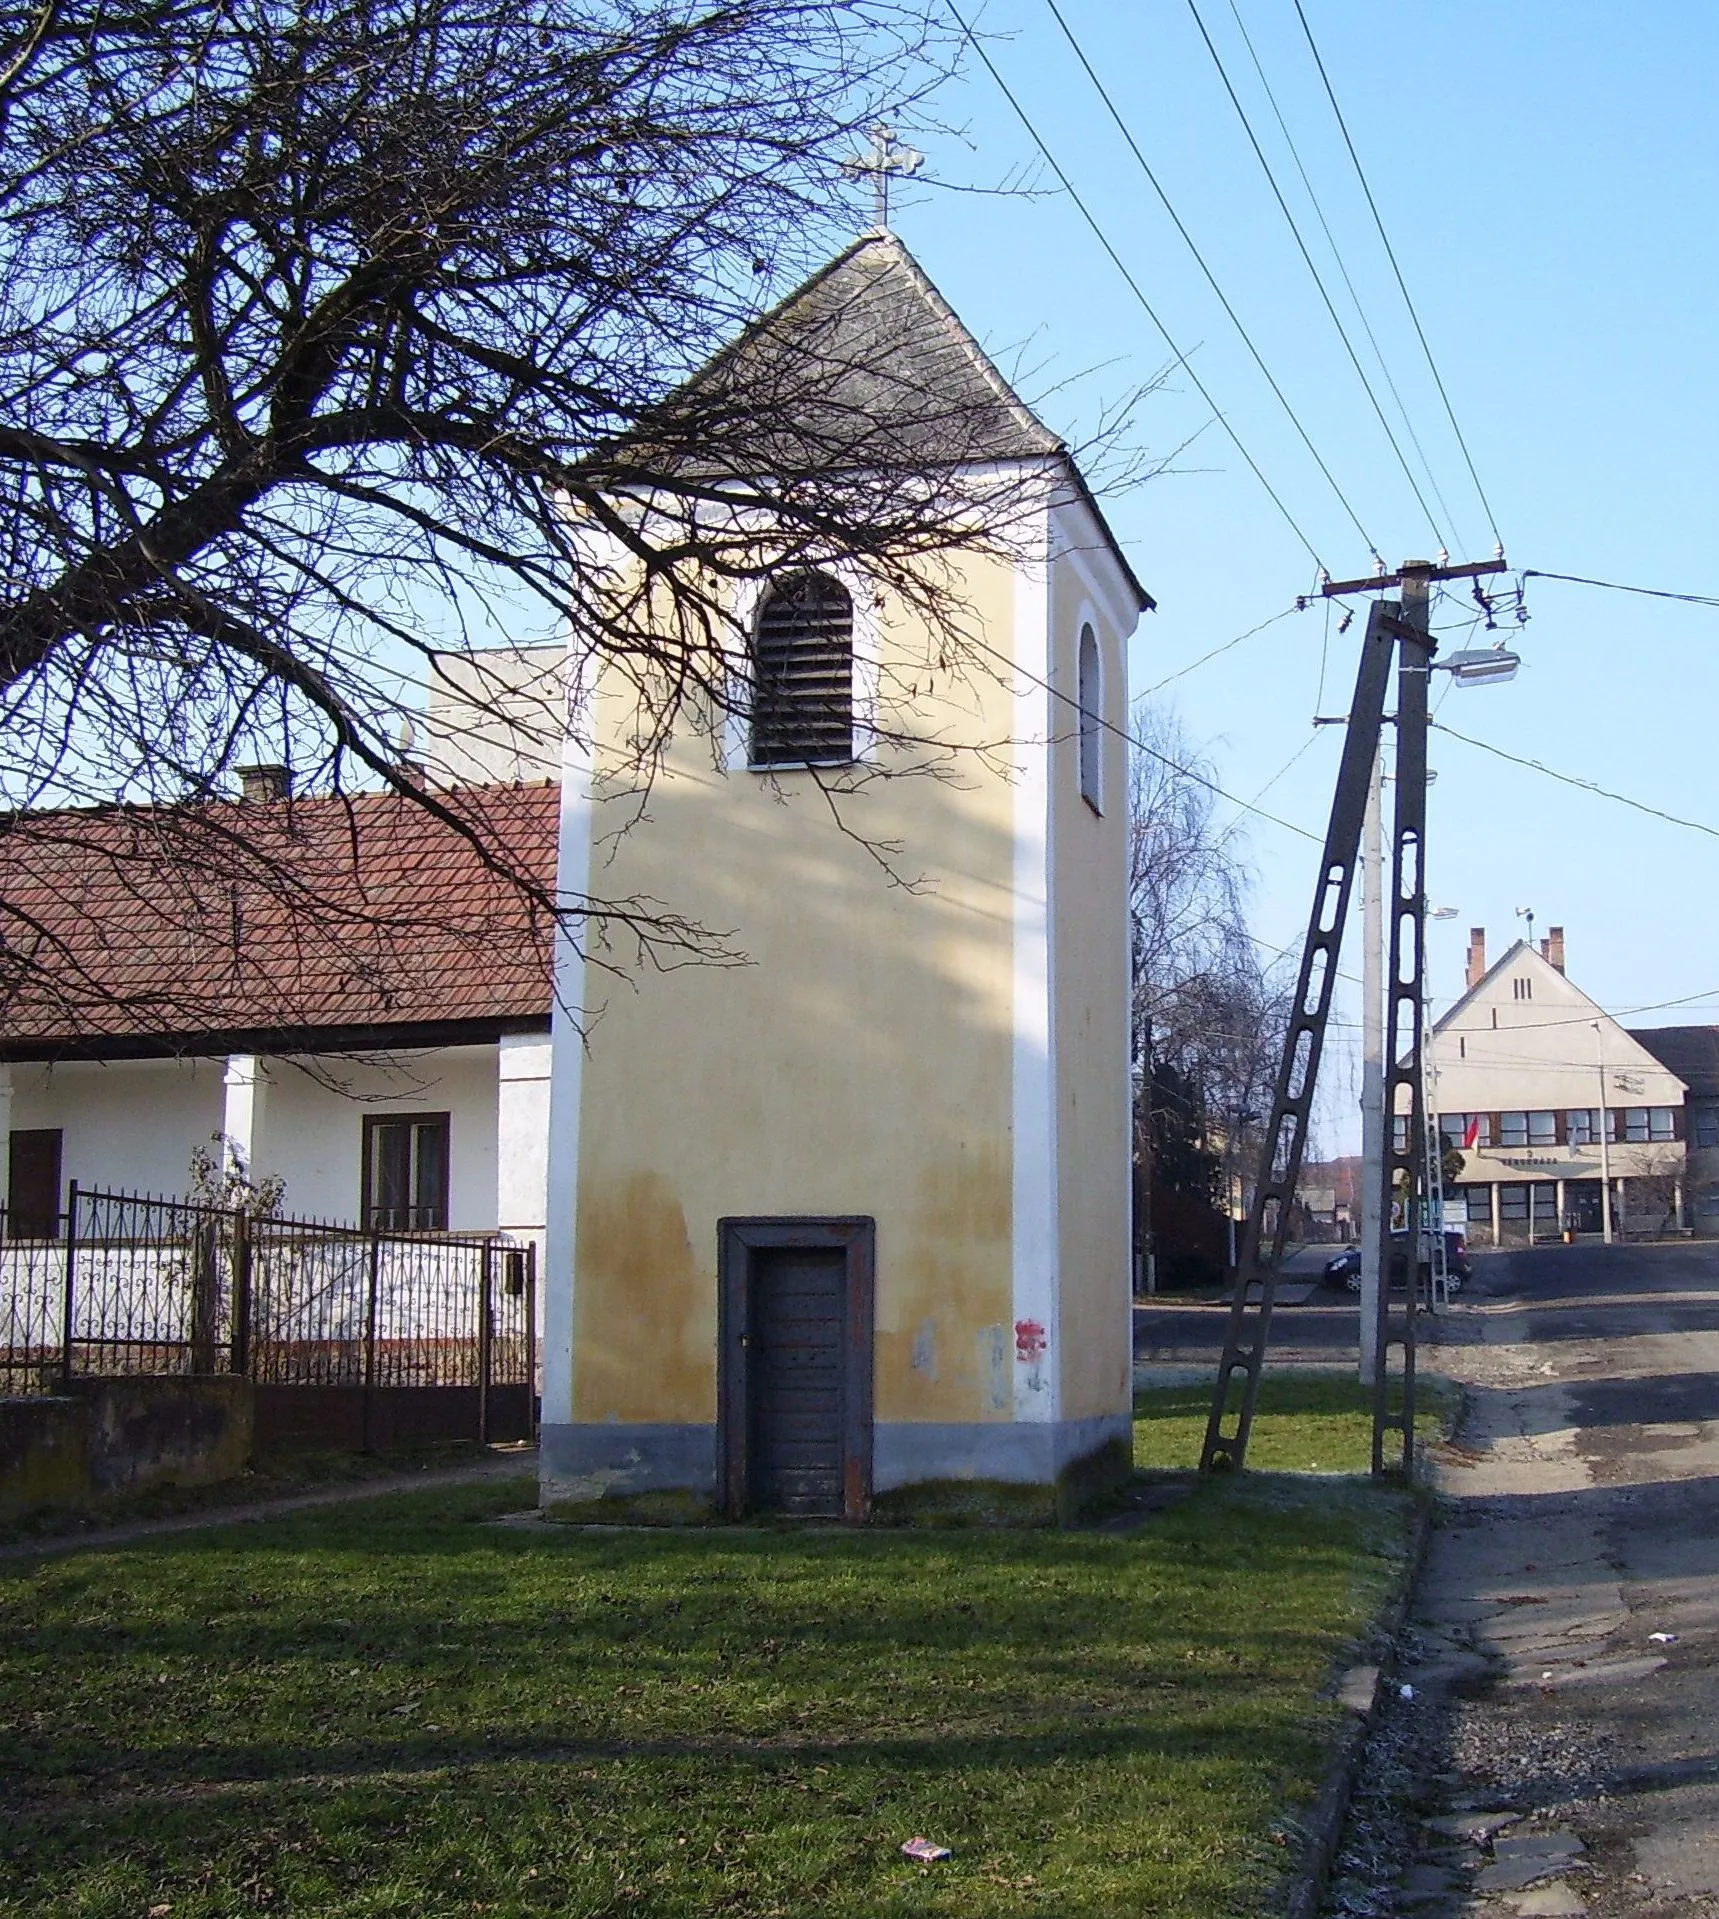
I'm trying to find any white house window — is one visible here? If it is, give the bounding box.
[363,1113,450,1231]
[750,572,854,767]
[1078,623,1102,811]
[1512,976,1533,1001]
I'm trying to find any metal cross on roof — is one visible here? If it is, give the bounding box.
[842,122,923,230]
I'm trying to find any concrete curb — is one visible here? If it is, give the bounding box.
[1282,1495,1435,1919]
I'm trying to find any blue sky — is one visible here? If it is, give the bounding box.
[883,0,1719,1148]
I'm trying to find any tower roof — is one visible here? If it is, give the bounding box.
[683,231,1065,469]
[625,232,1151,610]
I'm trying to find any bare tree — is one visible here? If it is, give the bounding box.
[1624,1146,1684,1239]
[0,0,1086,1026]
[1129,703,1292,1277]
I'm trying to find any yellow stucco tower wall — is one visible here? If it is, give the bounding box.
[537,237,1148,1513]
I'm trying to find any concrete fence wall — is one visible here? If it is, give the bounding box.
[0,1375,252,1520]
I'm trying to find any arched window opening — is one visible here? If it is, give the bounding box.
[1078,623,1102,811]
[750,572,854,767]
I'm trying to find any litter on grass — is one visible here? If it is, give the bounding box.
[1399,1684,1415,1701]
[901,1839,953,1862]
[1649,1632,1678,1644]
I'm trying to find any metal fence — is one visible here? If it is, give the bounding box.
[0,1184,536,1447]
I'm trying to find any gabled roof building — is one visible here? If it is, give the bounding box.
[1427,926,1690,1243]
[0,781,558,1243]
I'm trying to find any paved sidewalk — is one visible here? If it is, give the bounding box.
[1325,1242,1719,1919]
[0,1445,538,1562]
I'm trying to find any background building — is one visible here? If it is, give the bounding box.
[1427,926,1688,1245]
[1628,1027,1719,1236]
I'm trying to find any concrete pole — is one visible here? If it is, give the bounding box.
[1359,742,1384,1385]
[221,1055,267,1187]
[1596,1022,1614,1245]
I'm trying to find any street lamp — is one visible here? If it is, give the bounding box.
[1439,647,1522,686]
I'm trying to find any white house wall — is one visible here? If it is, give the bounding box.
[8,1057,227,1200]
[256,1048,501,1229]
[4,1044,531,1235]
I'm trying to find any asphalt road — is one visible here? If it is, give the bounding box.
[1324,1238,1719,1919]
[1133,1244,1406,1366]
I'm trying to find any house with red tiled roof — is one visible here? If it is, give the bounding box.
[0,777,559,1247]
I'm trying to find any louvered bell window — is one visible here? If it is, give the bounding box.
[750,572,854,767]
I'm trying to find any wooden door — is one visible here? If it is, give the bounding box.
[719,1218,873,1521]
[749,1245,845,1515]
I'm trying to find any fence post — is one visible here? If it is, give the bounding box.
[190,1213,219,1373]
[362,1229,381,1453]
[60,1179,79,1392]
[231,1209,251,1375]
[477,1240,493,1445]
[525,1242,538,1439]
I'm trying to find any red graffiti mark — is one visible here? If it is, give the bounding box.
[1014,1318,1046,1363]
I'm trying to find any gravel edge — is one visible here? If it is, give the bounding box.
[1283,1496,1435,1919]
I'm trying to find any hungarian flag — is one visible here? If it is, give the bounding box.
[1462,1115,1481,1150]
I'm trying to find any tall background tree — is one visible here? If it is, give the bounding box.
[0,0,1066,1020]
[1129,703,1293,1285]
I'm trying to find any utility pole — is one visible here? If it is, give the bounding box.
[1370,561,1432,1475]
[1595,1021,1615,1245]
[1200,554,1505,1478]
[1358,743,1384,1387]
[1423,1000,1451,1310]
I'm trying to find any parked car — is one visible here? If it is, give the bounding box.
[1321,1228,1470,1293]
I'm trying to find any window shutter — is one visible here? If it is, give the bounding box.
[751,573,854,766]
[7,1129,62,1240]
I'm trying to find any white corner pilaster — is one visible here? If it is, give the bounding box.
[541,641,596,1435]
[497,1032,552,1241]
[221,1055,267,1181]
[1011,496,1060,1424]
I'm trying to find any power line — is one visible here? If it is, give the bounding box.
[1031,0,1381,565]
[1430,987,1719,1035]
[1180,0,1450,554]
[942,1,1337,570]
[1219,0,1467,551]
[1432,719,1719,843]
[965,627,1380,998]
[1290,0,1505,554]
[968,623,1324,845]
[1522,569,1719,610]
[1137,602,1301,696]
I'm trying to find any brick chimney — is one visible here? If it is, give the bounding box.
[1465,926,1487,991]
[1542,925,1566,974]
[236,763,289,803]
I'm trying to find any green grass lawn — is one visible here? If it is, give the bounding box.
[1135,1370,1461,1476]
[0,1409,1416,1919]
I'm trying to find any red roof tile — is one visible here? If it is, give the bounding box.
[0,782,560,1051]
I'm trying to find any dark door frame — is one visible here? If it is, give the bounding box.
[718,1216,874,1522]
